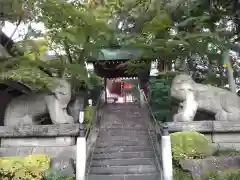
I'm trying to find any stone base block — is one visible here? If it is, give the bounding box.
[0,146,76,158]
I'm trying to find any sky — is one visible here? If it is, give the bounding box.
[2,21,45,41]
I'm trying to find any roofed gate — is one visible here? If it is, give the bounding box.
[87,48,151,101]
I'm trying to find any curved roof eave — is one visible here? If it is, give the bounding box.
[88,48,142,62]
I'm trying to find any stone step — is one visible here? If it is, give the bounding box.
[96,141,151,148]
[92,151,154,160]
[98,134,150,141]
[86,174,160,180]
[105,104,140,109]
[101,121,147,127]
[94,146,153,153]
[91,158,156,167]
[104,114,143,118]
[97,136,150,142]
[99,128,148,133]
[89,165,157,174]
[100,124,147,129]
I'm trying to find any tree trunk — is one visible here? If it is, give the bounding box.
[223,50,236,92]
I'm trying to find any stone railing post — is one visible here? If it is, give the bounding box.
[76,106,86,180]
[138,84,145,107]
[161,125,173,180]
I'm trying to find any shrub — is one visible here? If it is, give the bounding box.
[148,73,179,122]
[0,154,50,180]
[84,106,94,125]
[206,169,240,180]
[173,168,193,180]
[148,77,171,122]
[42,169,74,180]
[171,131,211,161]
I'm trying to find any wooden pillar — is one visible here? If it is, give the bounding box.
[104,77,107,104]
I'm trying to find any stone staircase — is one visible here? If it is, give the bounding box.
[86,103,161,180]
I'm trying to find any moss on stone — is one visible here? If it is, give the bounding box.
[173,168,193,180]
[213,148,240,156]
[171,131,211,161]
[206,168,240,180]
[84,106,94,125]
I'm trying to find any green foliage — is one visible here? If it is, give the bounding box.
[0,65,54,91]
[0,0,114,91]
[42,169,74,180]
[148,73,178,122]
[2,0,238,92]
[206,169,240,180]
[173,168,193,180]
[0,154,50,180]
[171,131,211,161]
[148,77,170,122]
[0,39,55,91]
[84,106,94,125]
[88,73,103,90]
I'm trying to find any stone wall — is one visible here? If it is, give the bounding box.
[0,124,79,158]
[166,121,240,150]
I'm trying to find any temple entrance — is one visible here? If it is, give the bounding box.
[87,48,151,103]
[105,77,139,103]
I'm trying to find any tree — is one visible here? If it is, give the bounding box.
[0,0,112,92]
[2,0,240,92]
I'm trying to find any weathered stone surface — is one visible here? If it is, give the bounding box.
[90,165,157,174]
[68,94,85,122]
[179,156,240,180]
[212,133,240,143]
[211,142,240,151]
[213,121,240,132]
[0,124,80,137]
[91,158,156,167]
[94,146,152,153]
[92,151,154,160]
[87,103,160,178]
[166,121,240,150]
[50,157,75,176]
[167,121,213,132]
[86,127,99,172]
[1,137,75,147]
[166,121,240,133]
[1,79,76,147]
[171,74,240,121]
[96,141,151,148]
[86,174,160,180]
[0,146,76,158]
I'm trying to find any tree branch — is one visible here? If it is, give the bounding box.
[64,39,73,64]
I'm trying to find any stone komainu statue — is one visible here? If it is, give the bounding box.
[1,79,77,147]
[171,74,240,121]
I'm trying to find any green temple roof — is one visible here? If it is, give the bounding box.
[88,48,141,62]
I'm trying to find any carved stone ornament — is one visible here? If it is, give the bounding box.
[171,74,240,121]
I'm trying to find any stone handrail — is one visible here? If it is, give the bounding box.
[76,89,105,180]
[140,88,161,133]
[139,87,173,180]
